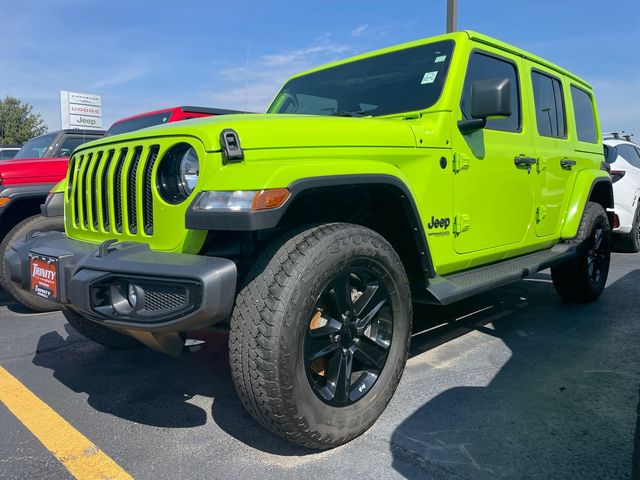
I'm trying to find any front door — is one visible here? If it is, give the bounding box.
[452,49,536,254]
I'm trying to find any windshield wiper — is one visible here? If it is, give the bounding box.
[333,110,365,117]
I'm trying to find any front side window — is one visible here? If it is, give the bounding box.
[56,137,88,157]
[531,71,566,138]
[12,133,57,159]
[570,85,598,143]
[268,40,454,117]
[461,52,521,132]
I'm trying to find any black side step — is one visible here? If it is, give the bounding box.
[416,244,576,305]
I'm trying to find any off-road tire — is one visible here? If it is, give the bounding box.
[63,308,140,349]
[551,202,611,302]
[0,214,64,312]
[229,223,412,449]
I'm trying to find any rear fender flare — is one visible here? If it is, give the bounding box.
[560,172,613,239]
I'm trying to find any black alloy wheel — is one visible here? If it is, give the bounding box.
[305,267,393,406]
[586,227,607,284]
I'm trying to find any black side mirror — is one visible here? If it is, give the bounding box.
[458,77,512,134]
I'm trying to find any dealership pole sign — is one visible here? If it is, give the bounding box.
[60,91,103,130]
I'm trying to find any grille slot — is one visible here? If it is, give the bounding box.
[113,148,128,233]
[126,147,143,234]
[67,155,78,226]
[89,151,103,229]
[100,150,115,230]
[142,145,160,235]
[79,153,93,227]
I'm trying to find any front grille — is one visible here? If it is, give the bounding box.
[68,143,161,237]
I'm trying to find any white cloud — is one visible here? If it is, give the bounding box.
[351,24,369,38]
[207,35,355,113]
[93,67,150,89]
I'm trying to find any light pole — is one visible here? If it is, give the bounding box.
[447,0,458,33]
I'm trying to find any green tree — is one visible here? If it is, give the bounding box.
[0,96,48,145]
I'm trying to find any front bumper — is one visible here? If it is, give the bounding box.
[5,232,237,353]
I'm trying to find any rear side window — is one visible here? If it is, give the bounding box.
[531,71,566,138]
[617,144,640,169]
[461,52,521,132]
[570,86,597,143]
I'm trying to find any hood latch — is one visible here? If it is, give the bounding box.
[220,129,244,164]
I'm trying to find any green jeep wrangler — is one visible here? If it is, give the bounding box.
[6,31,612,449]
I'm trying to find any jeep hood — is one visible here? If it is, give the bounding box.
[77,114,418,152]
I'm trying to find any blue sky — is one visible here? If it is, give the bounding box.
[1,0,639,136]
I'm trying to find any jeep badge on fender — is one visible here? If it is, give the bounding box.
[428,216,451,229]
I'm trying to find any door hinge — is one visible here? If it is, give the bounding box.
[536,158,547,173]
[452,153,470,174]
[453,214,471,235]
[536,206,548,222]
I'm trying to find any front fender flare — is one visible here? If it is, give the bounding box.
[185,173,435,278]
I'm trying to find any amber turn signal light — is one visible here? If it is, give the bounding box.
[251,189,290,211]
[0,197,10,207]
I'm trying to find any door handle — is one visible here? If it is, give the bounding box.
[560,159,577,170]
[514,156,537,171]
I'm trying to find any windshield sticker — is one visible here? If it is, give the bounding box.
[434,55,447,63]
[421,71,438,84]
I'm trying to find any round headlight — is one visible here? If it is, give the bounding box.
[178,148,199,197]
[157,143,199,204]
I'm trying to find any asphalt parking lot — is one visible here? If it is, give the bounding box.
[1,253,639,480]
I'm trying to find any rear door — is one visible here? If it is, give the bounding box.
[452,49,536,254]
[525,62,575,237]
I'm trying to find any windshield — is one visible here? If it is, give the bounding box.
[13,133,57,159]
[268,40,454,117]
[106,111,172,136]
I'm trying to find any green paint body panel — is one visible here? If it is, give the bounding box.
[63,30,609,280]
[51,180,66,194]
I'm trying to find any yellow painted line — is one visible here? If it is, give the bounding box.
[0,366,132,480]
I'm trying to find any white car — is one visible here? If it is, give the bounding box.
[604,136,640,252]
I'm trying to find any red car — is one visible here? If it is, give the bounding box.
[106,106,242,136]
[0,106,243,311]
[0,129,105,234]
